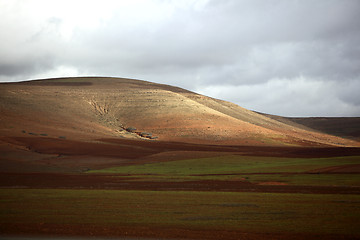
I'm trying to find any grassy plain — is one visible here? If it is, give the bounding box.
[91,155,360,174]
[90,155,360,186]
[1,189,360,237]
[1,152,360,239]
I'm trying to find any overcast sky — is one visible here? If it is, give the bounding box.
[1,0,360,117]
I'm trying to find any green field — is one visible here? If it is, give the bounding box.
[89,155,360,186]
[91,155,360,175]
[2,154,360,238]
[1,189,360,236]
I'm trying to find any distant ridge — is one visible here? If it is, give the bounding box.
[0,77,359,147]
[256,112,360,142]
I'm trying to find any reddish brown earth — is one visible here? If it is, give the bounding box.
[1,172,360,195]
[1,135,360,172]
[1,135,360,196]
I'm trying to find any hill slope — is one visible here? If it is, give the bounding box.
[288,117,360,142]
[259,113,360,143]
[0,77,358,147]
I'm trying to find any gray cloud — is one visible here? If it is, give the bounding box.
[0,0,359,116]
[196,77,360,117]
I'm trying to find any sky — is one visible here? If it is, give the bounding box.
[1,0,360,117]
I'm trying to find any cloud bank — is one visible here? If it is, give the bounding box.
[1,0,359,116]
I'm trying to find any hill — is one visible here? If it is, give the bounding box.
[0,77,358,147]
[288,117,360,142]
[260,113,360,143]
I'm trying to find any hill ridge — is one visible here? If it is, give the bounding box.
[0,77,359,147]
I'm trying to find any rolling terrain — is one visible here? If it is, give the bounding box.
[261,113,360,142]
[1,77,360,240]
[0,77,358,146]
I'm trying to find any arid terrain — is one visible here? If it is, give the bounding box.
[1,77,360,240]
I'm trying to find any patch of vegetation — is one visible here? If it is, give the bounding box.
[126,127,137,132]
[89,155,360,187]
[118,173,360,187]
[1,189,359,236]
[90,155,360,175]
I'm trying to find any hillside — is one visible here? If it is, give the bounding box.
[289,117,360,142]
[0,77,358,147]
[260,113,360,142]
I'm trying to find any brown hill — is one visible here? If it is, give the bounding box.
[288,117,360,142]
[259,113,360,143]
[0,77,358,147]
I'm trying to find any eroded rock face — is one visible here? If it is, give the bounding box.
[0,77,358,147]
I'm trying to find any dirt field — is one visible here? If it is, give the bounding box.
[1,172,360,195]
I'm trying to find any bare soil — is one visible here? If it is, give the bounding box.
[1,172,360,195]
[1,136,360,172]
